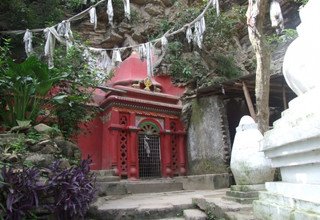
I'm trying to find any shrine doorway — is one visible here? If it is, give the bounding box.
[138,121,161,178]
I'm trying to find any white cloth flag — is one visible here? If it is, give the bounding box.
[161,36,168,52]
[186,26,193,44]
[44,27,69,68]
[193,18,205,49]
[139,44,147,61]
[23,29,33,56]
[270,0,284,34]
[112,49,122,66]
[146,42,153,78]
[100,50,111,69]
[44,28,56,69]
[89,7,97,30]
[57,20,73,49]
[200,17,206,33]
[107,0,114,26]
[123,0,131,20]
[212,0,220,16]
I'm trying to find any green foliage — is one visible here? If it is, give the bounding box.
[160,4,244,85]
[0,56,63,127]
[292,0,308,5]
[214,54,240,79]
[8,137,26,155]
[0,39,11,73]
[0,0,91,30]
[52,45,103,138]
[164,41,194,80]
[54,96,98,138]
[204,5,246,49]
[267,29,298,44]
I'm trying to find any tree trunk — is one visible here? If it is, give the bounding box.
[246,0,271,134]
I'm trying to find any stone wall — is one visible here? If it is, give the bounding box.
[187,96,230,175]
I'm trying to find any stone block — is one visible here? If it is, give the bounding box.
[254,190,320,220]
[125,181,183,194]
[174,174,229,190]
[223,196,256,205]
[183,209,207,220]
[226,190,258,198]
[230,184,265,192]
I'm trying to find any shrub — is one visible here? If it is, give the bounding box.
[0,166,42,220]
[46,159,96,219]
[0,158,96,220]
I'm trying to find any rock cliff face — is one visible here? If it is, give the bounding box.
[74,0,301,86]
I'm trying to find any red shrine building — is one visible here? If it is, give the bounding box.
[76,53,187,180]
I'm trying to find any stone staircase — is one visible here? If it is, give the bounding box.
[88,170,234,220]
[89,171,231,219]
[88,189,216,220]
[93,170,184,196]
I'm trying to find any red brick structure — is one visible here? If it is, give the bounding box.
[76,53,187,180]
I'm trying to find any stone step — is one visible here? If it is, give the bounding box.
[225,210,255,220]
[222,196,256,205]
[226,190,259,198]
[89,190,221,220]
[95,181,127,196]
[192,191,254,219]
[96,179,184,196]
[126,181,183,194]
[156,218,185,220]
[96,176,120,182]
[230,184,265,192]
[183,209,207,220]
[92,169,115,176]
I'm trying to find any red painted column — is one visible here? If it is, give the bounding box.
[161,118,173,177]
[101,112,110,170]
[109,109,120,175]
[127,112,139,180]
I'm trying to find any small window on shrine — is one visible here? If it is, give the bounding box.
[139,121,160,135]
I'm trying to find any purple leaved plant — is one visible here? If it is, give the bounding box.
[0,157,96,220]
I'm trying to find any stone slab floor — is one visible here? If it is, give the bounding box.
[88,188,255,219]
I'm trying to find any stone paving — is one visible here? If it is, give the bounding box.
[89,188,256,219]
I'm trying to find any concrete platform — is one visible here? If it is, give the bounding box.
[89,189,228,220]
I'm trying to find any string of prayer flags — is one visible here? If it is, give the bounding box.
[89,7,98,30]
[23,29,33,56]
[107,0,114,26]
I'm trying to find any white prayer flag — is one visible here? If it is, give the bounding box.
[23,29,33,56]
[89,7,97,30]
[107,0,114,26]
